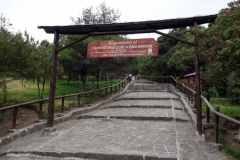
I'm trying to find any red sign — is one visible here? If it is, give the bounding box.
[188,76,195,84]
[87,38,158,58]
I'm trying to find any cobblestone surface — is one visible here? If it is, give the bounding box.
[118,92,179,99]
[0,83,228,160]
[85,108,173,117]
[99,100,183,109]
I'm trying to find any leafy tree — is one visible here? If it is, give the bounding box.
[35,40,52,98]
[60,2,130,90]
[139,28,195,77]
[0,14,37,102]
[197,1,240,81]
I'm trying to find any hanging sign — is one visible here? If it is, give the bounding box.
[87,38,158,58]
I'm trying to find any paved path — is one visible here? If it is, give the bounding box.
[0,82,228,160]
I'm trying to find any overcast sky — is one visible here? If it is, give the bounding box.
[1,0,230,43]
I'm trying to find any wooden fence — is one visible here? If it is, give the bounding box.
[0,77,129,129]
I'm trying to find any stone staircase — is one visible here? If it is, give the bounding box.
[0,81,228,160]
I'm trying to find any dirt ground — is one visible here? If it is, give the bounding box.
[0,90,120,138]
[203,118,240,154]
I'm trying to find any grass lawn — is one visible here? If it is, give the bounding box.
[202,97,240,159]
[202,97,240,120]
[0,77,121,116]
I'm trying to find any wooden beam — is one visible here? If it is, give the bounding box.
[47,30,59,127]
[57,34,90,52]
[57,29,156,52]
[194,21,202,135]
[155,31,195,46]
[89,29,156,36]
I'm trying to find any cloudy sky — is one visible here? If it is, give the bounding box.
[1,0,230,43]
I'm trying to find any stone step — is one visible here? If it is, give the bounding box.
[127,90,167,92]
[100,105,172,109]
[1,151,177,160]
[101,100,184,110]
[118,97,180,100]
[76,115,189,122]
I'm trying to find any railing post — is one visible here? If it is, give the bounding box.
[119,83,120,90]
[61,94,65,113]
[91,91,93,103]
[188,89,190,101]
[122,81,123,89]
[115,83,117,92]
[206,94,210,123]
[78,91,81,107]
[12,101,18,129]
[215,106,220,143]
[39,97,43,120]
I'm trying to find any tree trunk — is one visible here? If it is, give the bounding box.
[67,75,72,85]
[3,75,7,103]
[107,71,110,86]
[86,74,89,90]
[96,75,99,89]
[37,77,41,98]
[81,76,86,91]
[87,69,102,91]
[78,75,81,88]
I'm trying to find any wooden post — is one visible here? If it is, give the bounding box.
[214,106,220,143]
[78,91,81,107]
[194,21,202,135]
[206,94,210,123]
[91,91,93,103]
[188,89,190,101]
[122,81,123,89]
[12,101,18,129]
[115,83,117,92]
[105,88,107,97]
[47,30,59,127]
[61,94,65,113]
[119,83,120,90]
[39,97,43,120]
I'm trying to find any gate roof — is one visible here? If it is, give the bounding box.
[38,14,217,35]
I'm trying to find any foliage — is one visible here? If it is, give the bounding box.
[197,0,240,81]
[60,2,131,90]
[139,28,195,77]
[0,13,38,102]
[226,72,240,103]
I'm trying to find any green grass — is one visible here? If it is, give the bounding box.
[0,77,122,116]
[202,97,240,159]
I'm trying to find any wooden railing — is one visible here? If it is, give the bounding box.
[0,77,129,130]
[137,75,240,143]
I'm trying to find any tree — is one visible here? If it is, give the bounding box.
[197,1,240,81]
[35,40,52,98]
[139,28,195,77]
[59,2,130,91]
[0,14,37,102]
